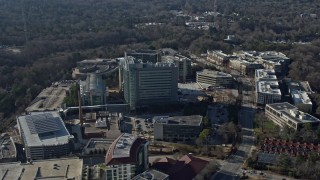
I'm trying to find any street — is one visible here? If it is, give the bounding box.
[211,77,256,180]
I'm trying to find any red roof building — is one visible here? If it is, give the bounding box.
[152,155,209,180]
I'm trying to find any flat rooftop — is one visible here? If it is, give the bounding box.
[178,83,206,95]
[266,102,296,111]
[287,80,313,94]
[0,158,83,180]
[257,81,281,95]
[132,169,169,180]
[84,138,113,150]
[267,102,320,124]
[112,133,137,158]
[197,69,232,78]
[153,115,202,126]
[25,85,70,112]
[291,90,312,105]
[255,69,277,81]
[17,112,72,147]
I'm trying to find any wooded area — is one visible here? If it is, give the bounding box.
[1,0,320,131]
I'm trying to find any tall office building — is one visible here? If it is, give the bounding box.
[123,56,178,110]
[125,49,161,63]
[80,73,107,106]
[174,56,192,82]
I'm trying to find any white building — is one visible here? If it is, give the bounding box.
[17,112,73,160]
[291,90,313,112]
[196,69,233,88]
[256,81,281,105]
[265,102,320,130]
[255,69,277,82]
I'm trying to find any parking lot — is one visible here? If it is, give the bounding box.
[132,117,154,139]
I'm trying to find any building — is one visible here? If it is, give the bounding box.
[291,90,312,112]
[125,49,161,63]
[285,79,313,111]
[123,56,178,110]
[256,81,281,105]
[196,69,233,88]
[162,55,192,82]
[72,58,118,79]
[153,115,203,142]
[82,138,113,155]
[255,69,277,82]
[229,58,264,76]
[286,79,313,94]
[0,158,83,180]
[265,102,320,130]
[258,51,290,74]
[152,155,208,180]
[174,56,192,82]
[105,133,149,180]
[207,50,230,66]
[235,51,290,74]
[80,73,107,106]
[255,69,281,105]
[0,133,16,163]
[26,81,76,112]
[17,112,73,160]
[132,169,169,180]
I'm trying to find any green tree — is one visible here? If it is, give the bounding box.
[199,129,210,141]
[203,116,211,128]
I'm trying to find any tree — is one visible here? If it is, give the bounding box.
[199,129,210,141]
[203,116,211,128]
[277,154,292,170]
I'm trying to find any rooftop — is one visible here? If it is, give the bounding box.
[153,115,203,126]
[105,133,147,165]
[286,79,313,94]
[291,90,312,105]
[17,112,73,147]
[152,155,208,180]
[257,81,281,95]
[25,85,70,112]
[255,69,277,81]
[126,56,176,69]
[81,73,105,93]
[0,158,83,180]
[267,102,320,124]
[84,138,113,150]
[197,69,232,78]
[113,133,136,158]
[132,169,169,180]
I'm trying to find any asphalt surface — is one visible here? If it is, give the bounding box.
[212,77,256,180]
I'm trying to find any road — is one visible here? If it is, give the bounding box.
[212,77,256,180]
